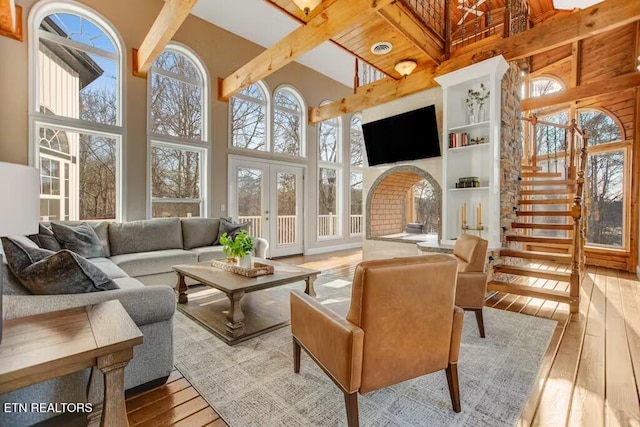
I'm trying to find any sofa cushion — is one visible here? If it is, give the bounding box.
[28,224,62,251]
[51,222,105,259]
[181,218,222,250]
[17,249,118,295]
[112,277,146,290]
[188,246,227,262]
[109,218,183,256]
[1,236,54,277]
[110,249,198,277]
[214,218,250,245]
[89,257,129,280]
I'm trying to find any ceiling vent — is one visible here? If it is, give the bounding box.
[371,42,393,55]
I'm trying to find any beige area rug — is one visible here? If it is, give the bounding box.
[173,274,557,427]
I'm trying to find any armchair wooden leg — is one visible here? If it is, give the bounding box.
[474,309,486,338]
[293,338,301,373]
[445,363,461,413]
[344,391,359,427]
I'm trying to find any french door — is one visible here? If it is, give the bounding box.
[228,157,304,258]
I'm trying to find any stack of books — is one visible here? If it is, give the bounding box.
[455,177,480,188]
[448,132,470,148]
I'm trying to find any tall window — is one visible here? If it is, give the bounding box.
[349,115,364,235]
[318,108,342,238]
[273,87,304,157]
[31,4,123,221]
[231,82,268,151]
[579,109,627,248]
[148,44,208,218]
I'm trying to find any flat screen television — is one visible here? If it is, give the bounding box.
[362,104,440,166]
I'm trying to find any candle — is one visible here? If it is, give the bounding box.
[478,202,482,225]
[462,203,466,225]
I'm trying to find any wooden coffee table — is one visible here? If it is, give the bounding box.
[173,258,320,345]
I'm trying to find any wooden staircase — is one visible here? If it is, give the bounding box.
[487,120,589,314]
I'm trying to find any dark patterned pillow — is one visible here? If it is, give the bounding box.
[51,222,105,258]
[1,236,118,295]
[19,250,118,294]
[214,218,251,245]
[28,224,62,251]
[1,236,54,278]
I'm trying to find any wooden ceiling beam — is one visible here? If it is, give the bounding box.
[218,0,394,101]
[376,1,443,65]
[521,72,640,111]
[0,0,22,41]
[133,0,198,78]
[310,0,640,123]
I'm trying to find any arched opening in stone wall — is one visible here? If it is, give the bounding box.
[366,166,441,241]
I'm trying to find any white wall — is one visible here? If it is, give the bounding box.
[361,86,444,258]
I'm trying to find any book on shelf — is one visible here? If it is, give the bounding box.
[448,132,470,148]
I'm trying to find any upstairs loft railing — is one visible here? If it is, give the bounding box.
[353,0,530,91]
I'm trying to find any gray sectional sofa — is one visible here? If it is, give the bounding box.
[0,217,268,426]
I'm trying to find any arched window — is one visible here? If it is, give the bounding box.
[578,109,627,248]
[529,76,564,97]
[148,43,208,218]
[231,82,268,151]
[349,115,364,235]
[318,102,342,238]
[30,1,124,221]
[273,86,304,157]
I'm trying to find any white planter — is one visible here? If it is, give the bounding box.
[237,254,252,269]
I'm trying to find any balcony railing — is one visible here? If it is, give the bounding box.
[239,215,363,242]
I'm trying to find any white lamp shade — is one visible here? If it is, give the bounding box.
[0,162,40,236]
[292,0,322,13]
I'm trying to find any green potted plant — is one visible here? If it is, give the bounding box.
[219,229,255,268]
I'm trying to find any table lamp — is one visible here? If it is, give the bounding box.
[0,162,40,343]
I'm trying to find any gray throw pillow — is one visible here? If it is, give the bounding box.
[181,218,222,250]
[19,249,119,295]
[214,218,251,245]
[28,224,63,251]
[1,236,55,278]
[51,222,105,258]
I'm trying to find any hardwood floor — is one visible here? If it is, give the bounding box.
[125,249,640,427]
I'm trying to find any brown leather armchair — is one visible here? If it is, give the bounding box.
[290,255,463,427]
[453,234,489,338]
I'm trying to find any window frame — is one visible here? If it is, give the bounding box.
[272,84,307,158]
[349,114,364,237]
[28,0,126,221]
[317,102,343,240]
[229,81,271,152]
[146,42,210,219]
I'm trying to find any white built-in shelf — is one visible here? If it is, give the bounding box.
[448,121,490,132]
[448,143,489,152]
[448,186,489,191]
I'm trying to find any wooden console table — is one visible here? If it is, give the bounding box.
[0,300,143,426]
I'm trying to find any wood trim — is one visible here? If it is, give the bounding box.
[0,4,21,42]
[133,0,198,78]
[521,73,640,112]
[528,55,571,78]
[631,24,640,273]
[311,0,640,123]
[218,0,394,101]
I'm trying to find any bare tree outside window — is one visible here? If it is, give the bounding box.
[149,47,206,218]
[350,116,364,167]
[274,89,302,156]
[319,168,338,236]
[413,179,440,234]
[319,118,339,163]
[580,110,625,247]
[231,84,267,151]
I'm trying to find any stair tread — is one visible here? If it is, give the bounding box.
[521,172,563,178]
[516,210,572,216]
[494,264,571,277]
[521,165,543,171]
[519,180,576,186]
[520,189,574,195]
[506,235,573,244]
[500,249,572,262]
[512,222,573,230]
[518,198,572,205]
[487,280,576,302]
